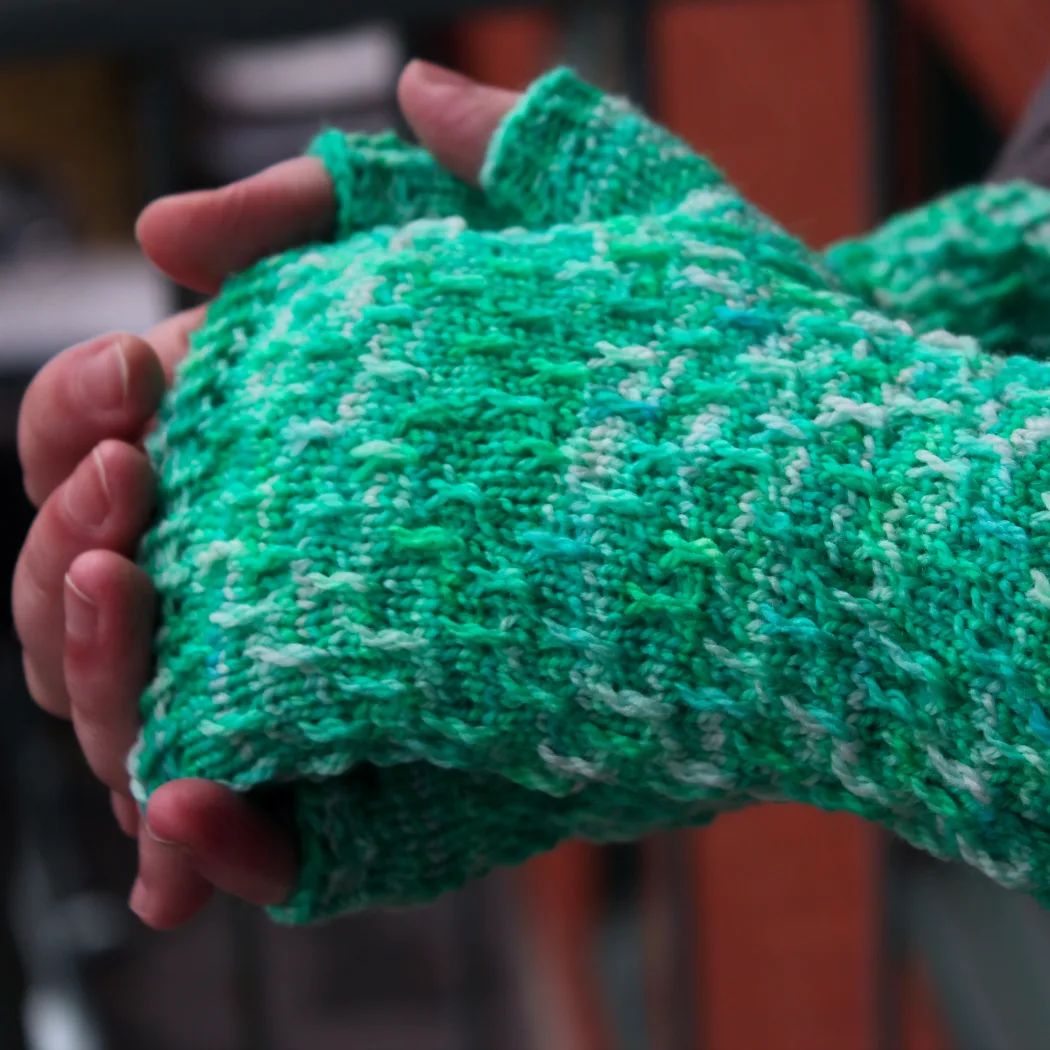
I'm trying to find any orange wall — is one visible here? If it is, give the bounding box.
[654,0,870,244]
[455,8,558,91]
[907,0,1050,128]
[697,808,882,1050]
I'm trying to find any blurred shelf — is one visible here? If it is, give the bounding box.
[187,24,403,115]
[0,248,170,372]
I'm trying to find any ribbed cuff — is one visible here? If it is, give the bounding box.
[307,128,500,240]
[268,764,720,924]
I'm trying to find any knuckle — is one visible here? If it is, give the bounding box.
[17,401,48,505]
[95,437,149,478]
[89,755,129,794]
[22,652,67,717]
[218,179,249,233]
[71,710,131,793]
[12,546,48,649]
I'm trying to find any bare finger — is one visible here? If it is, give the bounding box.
[64,550,155,796]
[136,158,334,295]
[131,824,213,930]
[14,441,155,717]
[18,334,165,507]
[147,780,296,907]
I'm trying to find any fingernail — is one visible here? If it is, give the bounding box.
[129,878,151,922]
[64,575,97,643]
[407,59,476,91]
[63,447,111,529]
[145,820,181,849]
[78,341,128,412]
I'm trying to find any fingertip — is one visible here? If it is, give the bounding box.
[144,780,197,846]
[132,201,153,256]
[60,439,155,545]
[137,157,334,294]
[64,550,154,797]
[133,197,160,253]
[133,824,214,930]
[146,779,297,907]
[66,547,154,612]
[112,334,167,416]
[398,60,518,184]
[22,650,67,719]
[19,332,165,508]
[129,873,214,932]
[137,193,221,295]
[64,547,155,680]
[135,194,172,266]
[63,570,97,647]
[96,436,155,496]
[397,58,471,104]
[128,877,151,922]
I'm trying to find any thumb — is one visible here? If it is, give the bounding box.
[397,61,519,185]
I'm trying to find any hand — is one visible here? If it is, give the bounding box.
[13,60,520,929]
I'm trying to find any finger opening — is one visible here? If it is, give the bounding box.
[143,305,209,384]
[113,791,140,838]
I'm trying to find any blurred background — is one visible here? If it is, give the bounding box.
[0,2,1046,1049]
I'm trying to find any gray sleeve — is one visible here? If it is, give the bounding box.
[989,70,1050,187]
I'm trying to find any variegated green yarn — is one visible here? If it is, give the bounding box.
[828,180,1050,356]
[131,68,1050,924]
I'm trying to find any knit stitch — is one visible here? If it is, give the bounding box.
[828,182,1050,357]
[132,68,1050,924]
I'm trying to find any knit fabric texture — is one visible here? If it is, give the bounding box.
[131,68,1050,925]
[827,182,1050,357]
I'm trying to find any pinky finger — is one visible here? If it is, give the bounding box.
[65,550,155,799]
[112,792,139,838]
[146,779,296,908]
[131,825,213,931]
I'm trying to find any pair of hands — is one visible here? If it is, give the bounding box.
[12,61,520,930]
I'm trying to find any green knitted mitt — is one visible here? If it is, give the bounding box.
[828,181,1050,356]
[131,68,1050,924]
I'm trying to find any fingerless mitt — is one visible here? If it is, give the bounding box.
[131,68,1050,924]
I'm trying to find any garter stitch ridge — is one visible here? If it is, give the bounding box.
[131,68,1050,924]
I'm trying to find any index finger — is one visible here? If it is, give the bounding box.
[136,157,335,295]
